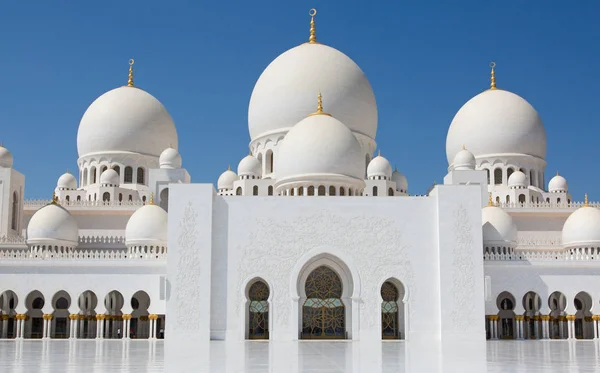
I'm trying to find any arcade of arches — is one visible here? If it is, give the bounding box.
[245,266,407,340]
[0,290,164,340]
[488,291,600,340]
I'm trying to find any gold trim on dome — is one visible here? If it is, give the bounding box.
[127,59,135,87]
[489,62,497,90]
[308,9,318,44]
[308,92,332,117]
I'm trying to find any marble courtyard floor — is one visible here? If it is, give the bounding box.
[0,339,599,372]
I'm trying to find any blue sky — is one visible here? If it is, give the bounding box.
[1,1,598,199]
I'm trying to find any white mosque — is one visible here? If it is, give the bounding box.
[0,9,599,354]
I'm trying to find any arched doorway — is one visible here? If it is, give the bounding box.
[78,290,98,338]
[574,291,593,339]
[548,291,567,339]
[301,266,345,339]
[496,291,516,339]
[0,290,18,339]
[51,291,71,339]
[131,291,150,339]
[25,291,45,339]
[104,291,124,339]
[159,188,169,212]
[522,291,541,339]
[247,280,269,339]
[381,280,405,339]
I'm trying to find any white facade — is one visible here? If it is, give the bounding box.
[1,11,599,363]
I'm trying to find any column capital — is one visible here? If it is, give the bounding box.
[515,315,524,321]
[1,314,9,320]
[540,315,550,321]
[122,314,132,320]
[15,314,27,320]
[43,314,54,320]
[488,315,499,321]
[68,314,79,320]
[148,314,159,320]
[96,314,106,321]
[565,314,576,321]
[592,315,600,321]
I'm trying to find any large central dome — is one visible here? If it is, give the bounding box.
[77,86,178,158]
[248,42,378,141]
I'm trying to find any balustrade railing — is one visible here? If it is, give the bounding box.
[485,248,600,262]
[0,248,166,261]
[498,201,598,209]
[23,199,146,209]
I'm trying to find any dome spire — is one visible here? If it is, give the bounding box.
[149,193,154,205]
[309,92,331,117]
[584,193,589,206]
[308,8,318,44]
[488,193,494,207]
[127,59,135,87]
[52,191,59,205]
[489,62,497,90]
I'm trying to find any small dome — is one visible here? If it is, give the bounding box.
[446,89,547,165]
[0,145,14,168]
[126,204,168,247]
[367,154,392,179]
[100,169,120,186]
[452,147,476,171]
[548,174,568,193]
[482,205,517,246]
[562,205,600,248]
[159,147,182,169]
[277,113,364,182]
[77,86,178,158]
[238,155,261,178]
[508,170,527,188]
[248,43,377,141]
[217,168,238,190]
[392,169,408,193]
[57,172,77,190]
[27,203,79,246]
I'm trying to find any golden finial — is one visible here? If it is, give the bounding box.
[309,92,331,116]
[127,59,135,87]
[378,150,381,157]
[584,193,589,206]
[52,191,59,205]
[488,193,494,206]
[462,144,466,150]
[556,171,559,176]
[149,193,154,205]
[227,164,231,171]
[489,62,497,90]
[308,8,317,44]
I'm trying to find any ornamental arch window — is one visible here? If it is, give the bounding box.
[268,186,273,196]
[318,186,325,196]
[301,266,345,339]
[373,186,378,196]
[124,167,133,183]
[236,187,242,196]
[137,168,145,184]
[494,168,502,185]
[253,186,258,196]
[329,186,336,196]
[103,192,110,202]
[381,280,405,339]
[11,191,18,230]
[247,280,270,339]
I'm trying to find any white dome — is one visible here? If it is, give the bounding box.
[217,169,238,190]
[27,203,79,246]
[446,89,547,165]
[57,172,77,190]
[159,147,182,169]
[237,155,261,177]
[562,206,600,248]
[452,148,476,170]
[548,174,568,193]
[77,86,178,158]
[367,155,392,179]
[508,170,527,188]
[392,169,408,193]
[482,206,517,246]
[0,146,13,168]
[277,113,364,182]
[248,43,377,141]
[100,169,120,186]
[126,204,168,246]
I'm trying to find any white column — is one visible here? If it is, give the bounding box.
[491,319,498,340]
[593,317,599,339]
[150,319,155,339]
[124,316,130,339]
[42,317,48,339]
[566,317,574,340]
[1,317,8,338]
[15,317,21,339]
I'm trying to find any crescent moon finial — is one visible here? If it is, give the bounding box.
[308,9,317,43]
[489,61,497,90]
[127,58,135,87]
